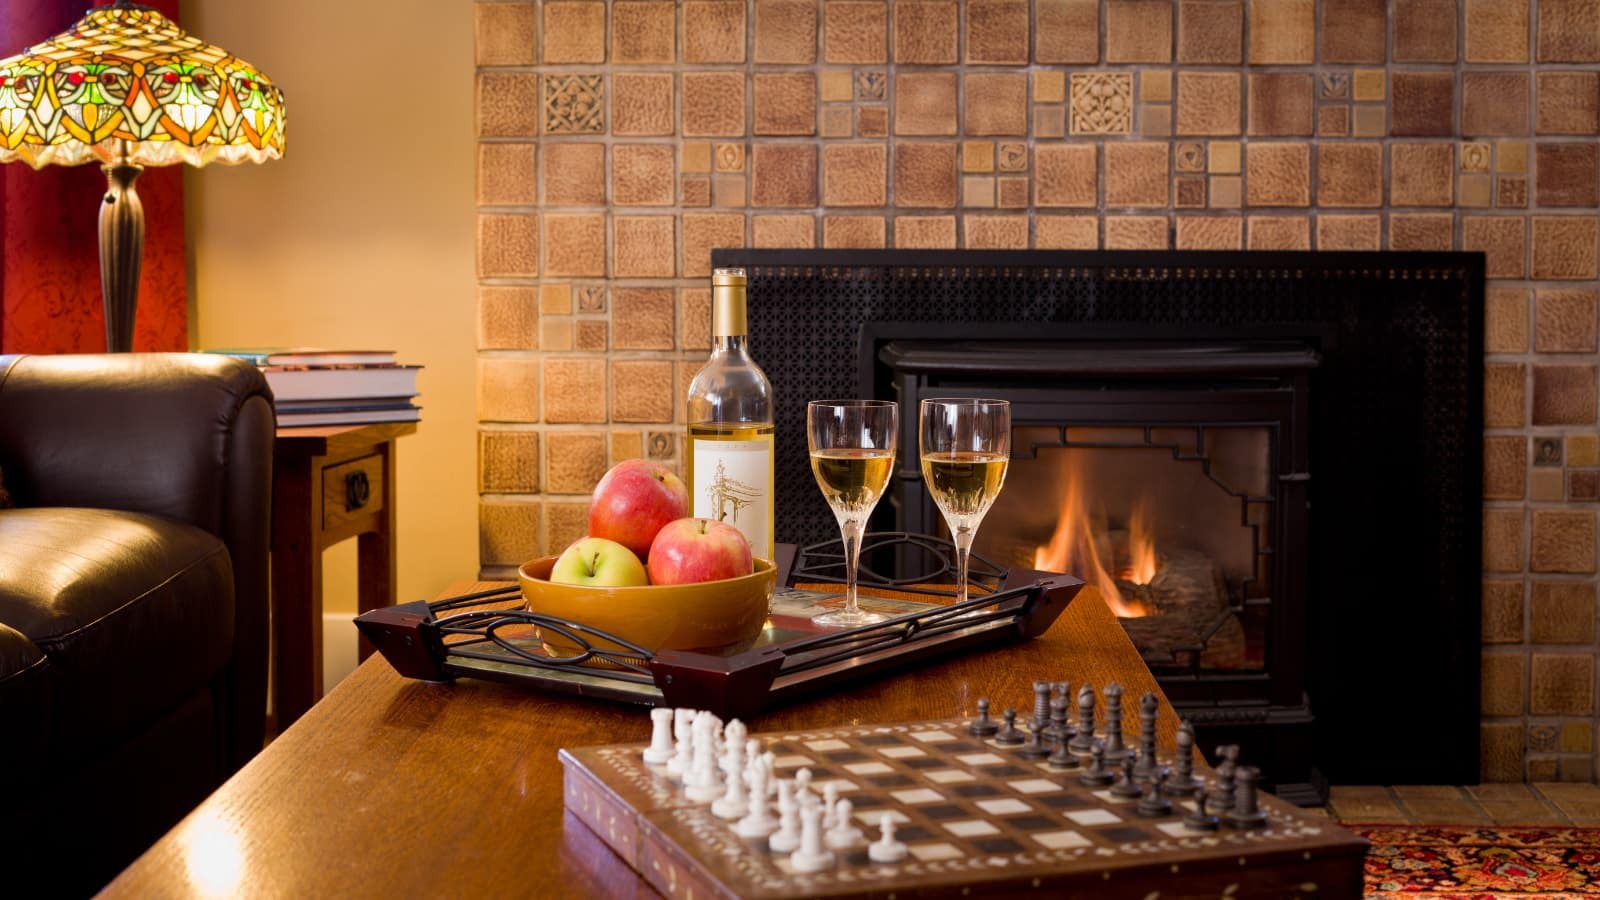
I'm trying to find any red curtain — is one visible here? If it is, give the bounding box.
[0,0,187,353]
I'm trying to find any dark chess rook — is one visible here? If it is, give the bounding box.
[560,687,1367,899]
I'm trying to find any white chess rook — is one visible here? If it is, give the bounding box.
[824,799,864,850]
[643,707,674,765]
[666,708,695,778]
[788,802,835,873]
[768,781,800,853]
[868,814,908,864]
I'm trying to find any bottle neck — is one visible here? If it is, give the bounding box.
[711,334,751,357]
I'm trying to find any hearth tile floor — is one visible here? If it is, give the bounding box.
[1325,784,1600,826]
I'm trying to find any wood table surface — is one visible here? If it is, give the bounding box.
[104,585,1184,899]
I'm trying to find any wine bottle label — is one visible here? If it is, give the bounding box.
[691,436,773,558]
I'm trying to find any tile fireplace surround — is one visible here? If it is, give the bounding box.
[473,0,1600,783]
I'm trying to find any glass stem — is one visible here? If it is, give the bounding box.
[842,518,866,614]
[953,525,974,605]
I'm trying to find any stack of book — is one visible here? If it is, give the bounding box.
[207,348,422,427]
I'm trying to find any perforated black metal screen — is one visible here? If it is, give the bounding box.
[713,248,1484,787]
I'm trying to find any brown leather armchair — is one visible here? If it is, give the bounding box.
[0,353,273,893]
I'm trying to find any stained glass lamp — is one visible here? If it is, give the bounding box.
[0,1,285,351]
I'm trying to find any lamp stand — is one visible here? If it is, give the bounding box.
[98,163,144,352]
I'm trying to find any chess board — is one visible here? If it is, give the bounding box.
[560,717,1366,899]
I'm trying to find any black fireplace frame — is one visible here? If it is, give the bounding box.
[715,248,1484,795]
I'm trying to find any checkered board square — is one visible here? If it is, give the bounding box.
[560,717,1367,899]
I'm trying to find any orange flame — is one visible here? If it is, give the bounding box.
[1032,464,1154,618]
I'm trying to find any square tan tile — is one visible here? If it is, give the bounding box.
[966,0,1030,64]
[1248,0,1314,64]
[481,501,543,565]
[858,106,889,138]
[1536,289,1600,353]
[1178,0,1243,63]
[1351,105,1386,137]
[681,213,746,277]
[1395,0,1458,62]
[478,287,539,350]
[478,143,538,207]
[1460,173,1493,208]
[712,173,747,207]
[542,358,606,424]
[1107,0,1173,63]
[1034,143,1098,208]
[963,141,995,173]
[545,432,608,495]
[894,142,958,208]
[965,72,1028,136]
[611,73,674,136]
[894,0,958,63]
[824,0,889,64]
[678,287,712,349]
[1463,72,1531,137]
[612,288,675,351]
[1532,364,1599,427]
[1321,0,1386,64]
[1038,107,1069,138]
[1482,579,1525,643]
[1465,0,1530,63]
[612,144,675,207]
[1463,215,1528,279]
[1245,142,1310,207]
[612,215,676,277]
[1539,0,1600,62]
[543,213,606,277]
[1389,212,1455,250]
[1246,215,1309,250]
[479,430,540,493]
[1105,142,1170,207]
[611,1,676,64]
[1390,143,1454,207]
[755,0,818,63]
[1532,216,1600,280]
[1209,174,1242,208]
[1105,215,1169,249]
[962,175,996,208]
[895,72,958,136]
[1209,140,1240,174]
[1537,72,1600,135]
[754,73,817,136]
[1531,582,1596,644]
[1176,215,1243,249]
[541,143,605,207]
[478,72,542,138]
[1487,287,1530,353]
[1536,144,1600,207]
[1530,653,1596,714]
[683,72,747,137]
[1139,71,1171,104]
[750,144,818,208]
[751,213,816,248]
[1175,175,1206,207]
[476,3,538,66]
[1392,72,1455,136]
[612,360,675,423]
[1316,106,1350,138]
[823,143,888,206]
[1485,363,1528,428]
[684,1,747,63]
[1177,71,1241,136]
[997,176,1029,207]
[1247,73,1313,136]
[542,2,606,64]
[823,215,887,247]
[963,214,1029,248]
[1316,214,1380,250]
[1037,0,1100,63]
[1037,71,1069,104]
[477,213,540,277]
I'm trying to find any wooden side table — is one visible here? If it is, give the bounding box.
[272,422,416,729]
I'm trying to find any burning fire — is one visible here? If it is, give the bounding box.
[1033,481,1156,618]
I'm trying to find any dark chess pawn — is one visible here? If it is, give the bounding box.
[993,708,1026,746]
[1135,768,1174,818]
[1103,683,1129,764]
[1052,683,1076,742]
[1165,720,1202,797]
[1208,747,1240,816]
[1029,681,1053,738]
[1068,684,1097,753]
[1132,692,1160,783]
[1183,788,1220,831]
[1224,766,1269,830]
[1019,719,1052,760]
[968,698,999,738]
[1046,698,1080,770]
[1110,750,1144,799]
[1078,741,1115,786]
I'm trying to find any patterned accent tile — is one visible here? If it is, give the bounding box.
[1070,72,1134,135]
[541,74,604,135]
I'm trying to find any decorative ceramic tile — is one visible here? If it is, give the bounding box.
[543,73,605,134]
[997,141,1028,172]
[1462,142,1492,172]
[715,143,746,172]
[1499,176,1528,208]
[1175,141,1206,172]
[1070,72,1134,135]
[647,432,673,459]
[856,69,887,101]
[577,285,606,313]
[1319,72,1350,100]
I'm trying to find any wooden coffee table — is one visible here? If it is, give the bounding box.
[103,585,1246,897]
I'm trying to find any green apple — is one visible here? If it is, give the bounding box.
[550,537,649,587]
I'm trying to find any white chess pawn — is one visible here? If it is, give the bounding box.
[760,752,777,797]
[793,767,813,807]
[734,760,778,839]
[712,760,749,820]
[824,799,865,850]
[767,781,800,853]
[821,783,840,830]
[720,720,747,775]
[666,708,695,778]
[643,707,675,765]
[742,738,762,783]
[868,814,908,864]
[685,713,724,803]
[789,802,835,873]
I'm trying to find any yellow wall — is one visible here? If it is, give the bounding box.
[183,0,477,628]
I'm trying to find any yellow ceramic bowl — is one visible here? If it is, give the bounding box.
[517,557,776,661]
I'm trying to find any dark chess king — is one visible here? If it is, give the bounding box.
[560,682,1367,898]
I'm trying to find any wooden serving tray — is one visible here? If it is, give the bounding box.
[561,716,1367,899]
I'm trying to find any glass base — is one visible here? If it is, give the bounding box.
[814,607,888,627]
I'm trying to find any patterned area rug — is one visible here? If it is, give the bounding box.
[1350,825,1600,898]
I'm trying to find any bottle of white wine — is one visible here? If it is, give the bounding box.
[686,268,775,559]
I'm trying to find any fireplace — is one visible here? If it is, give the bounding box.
[718,248,1484,803]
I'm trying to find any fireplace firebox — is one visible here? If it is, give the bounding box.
[717,249,1484,803]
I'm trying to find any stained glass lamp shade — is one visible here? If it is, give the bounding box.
[0,2,285,351]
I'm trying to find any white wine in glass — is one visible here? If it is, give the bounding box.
[919,399,1011,605]
[807,400,898,627]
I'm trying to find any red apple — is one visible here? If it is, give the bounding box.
[647,518,754,586]
[589,459,690,558]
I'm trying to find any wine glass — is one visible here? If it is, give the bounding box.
[807,400,898,627]
[919,399,1011,605]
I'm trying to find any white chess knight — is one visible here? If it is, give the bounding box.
[789,802,835,873]
[643,707,674,765]
[868,814,908,864]
[684,712,724,803]
[824,799,864,850]
[666,708,695,778]
[768,780,800,853]
[734,757,778,839]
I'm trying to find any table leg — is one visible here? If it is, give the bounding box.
[356,440,399,662]
[272,456,324,729]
